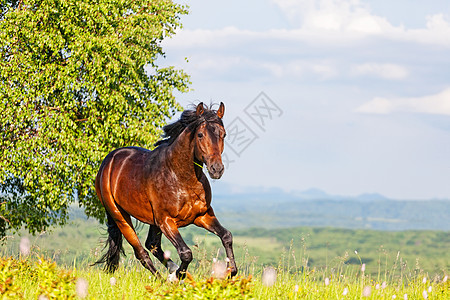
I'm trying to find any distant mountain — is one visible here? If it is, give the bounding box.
[354,193,390,201]
[69,182,449,231]
[210,182,450,231]
[292,188,330,199]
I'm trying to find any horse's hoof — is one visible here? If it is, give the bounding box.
[176,269,188,280]
[229,267,238,277]
[167,272,178,283]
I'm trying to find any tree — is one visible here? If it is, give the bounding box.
[0,0,190,239]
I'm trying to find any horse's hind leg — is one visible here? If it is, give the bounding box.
[108,206,160,277]
[145,225,179,273]
[95,153,159,276]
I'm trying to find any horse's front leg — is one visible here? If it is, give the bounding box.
[194,207,238,277]
[159,217,192,280]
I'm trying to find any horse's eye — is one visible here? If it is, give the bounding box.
[197,132,204,138]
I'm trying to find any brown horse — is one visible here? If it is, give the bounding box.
[94,102,237,280]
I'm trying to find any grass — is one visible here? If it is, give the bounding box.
[1,247,448,299]
[1,220,449,298]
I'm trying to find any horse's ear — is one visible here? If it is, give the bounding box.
[196,102,204,116]
[217,102,225,119]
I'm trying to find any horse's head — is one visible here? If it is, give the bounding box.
[193,102,226,179]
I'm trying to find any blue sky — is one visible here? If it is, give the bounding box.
[160,0,450,199]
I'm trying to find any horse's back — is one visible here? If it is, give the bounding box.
[96,146,151,184]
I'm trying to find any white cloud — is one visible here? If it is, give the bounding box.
[355,97,394,114]
[164,26,255,49]
[351,63,409,80]
[402,14,450,46]
[311,62,339,78]
[272,0,396,34]
[270,0,316,24]
[270,0,450,46]
[261,60,338,79]
[166,0,450,49]
[161,1,449,85]
[346,15,391,34]
[165,13,450,51]
[427,13,450,31]
[356,88,450,116]
[193,56,245,72]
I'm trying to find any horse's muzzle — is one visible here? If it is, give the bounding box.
[208,162,224,179]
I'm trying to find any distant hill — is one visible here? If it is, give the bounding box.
[209,182,450,231]
[70,183,449,231]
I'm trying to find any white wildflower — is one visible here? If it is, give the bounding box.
[212,260,228,280]
[422,277,427,284]
[343,287,349,296]
[294,285,299,292]
[392,295,396,299]
[262,267,277,287]
[324,277,330,286]
[76,278,88,299]
[19,237,31,256]
[362,286,371,297]
[361,263,366,272]
[404,293,408,300]
[427,286,431,293]
[381,281,387,289]
[443,275,448,283]
[375,283,380,289]
[422,290,428,299]
[110,277,116,286]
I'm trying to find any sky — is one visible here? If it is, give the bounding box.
[159,0,450,200]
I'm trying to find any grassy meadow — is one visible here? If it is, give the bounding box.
[1,219,449,299]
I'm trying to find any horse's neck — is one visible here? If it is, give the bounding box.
[167,129,201,181]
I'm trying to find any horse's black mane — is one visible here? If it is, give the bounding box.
[154,104,223,147]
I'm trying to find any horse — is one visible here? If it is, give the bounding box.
[93,102,237,280]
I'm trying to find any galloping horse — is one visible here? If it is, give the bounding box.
[94,102,237,280]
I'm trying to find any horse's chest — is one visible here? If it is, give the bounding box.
[174,190,209,221]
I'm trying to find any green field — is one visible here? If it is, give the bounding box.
[2,219,448,279]
[1,254,448,299]
[1,225,449,300]
[2,217,449,299]
[0,218,450,299]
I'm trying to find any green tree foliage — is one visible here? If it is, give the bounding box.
[0,0,190,238]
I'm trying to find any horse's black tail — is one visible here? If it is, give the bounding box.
[92,213,125,273]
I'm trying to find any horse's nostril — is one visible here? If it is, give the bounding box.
[214,163,224,174]
[209,163,224,177]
